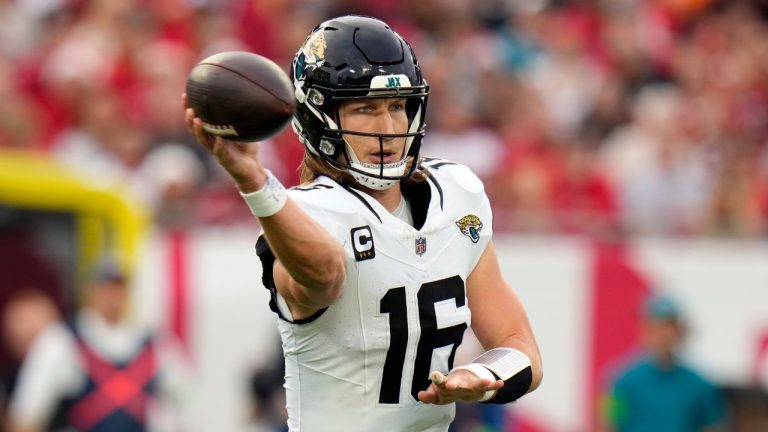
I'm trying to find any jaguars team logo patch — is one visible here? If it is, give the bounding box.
[456,214,483,243]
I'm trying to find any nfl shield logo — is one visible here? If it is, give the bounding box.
[415,237,427,256]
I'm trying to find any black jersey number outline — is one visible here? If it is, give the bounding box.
[379,275,467,404]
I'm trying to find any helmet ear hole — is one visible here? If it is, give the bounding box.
[319,138,344,159]
[307,88,326,107]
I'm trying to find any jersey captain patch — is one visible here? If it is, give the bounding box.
[351,225,375,261]
[456,214,483,243]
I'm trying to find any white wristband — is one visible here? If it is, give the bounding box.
[451,363,497,402]
[470,348,531,381]
[239,170,287,217]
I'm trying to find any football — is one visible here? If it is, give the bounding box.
[186,51,296,142]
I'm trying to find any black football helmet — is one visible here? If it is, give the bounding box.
[291,15,429,190]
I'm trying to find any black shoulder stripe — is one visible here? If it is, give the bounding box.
[291,184,334,192]
[422,157,456,168]
[426,161,457,170]
[426,172,444,210]
[327,179,383,223]
[344,185,382,223]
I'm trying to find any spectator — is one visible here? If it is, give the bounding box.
[247,339,287,432]
[6,258,196,432]
[0,290,59,427]
[603,295,727,432]
[552,136,619,237]
[600,84,712,235]
[702,139,766,237]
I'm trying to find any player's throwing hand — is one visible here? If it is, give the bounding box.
[183,93,267,192]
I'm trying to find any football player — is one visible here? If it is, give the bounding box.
[185,15,542,432]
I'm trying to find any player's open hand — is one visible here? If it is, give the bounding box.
[417,369,504,405]
[183,93,266,192]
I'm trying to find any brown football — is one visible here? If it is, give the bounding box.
[186,51,295,142]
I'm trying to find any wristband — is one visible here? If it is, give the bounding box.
[471,348,530,380]
[239,170,287,217]
[483,365,532,404]
[468,348,533,404]
[451,363,497,402]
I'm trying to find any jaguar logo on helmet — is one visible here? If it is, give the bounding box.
[306,32,326,62]
[456,215,483,243]
[295,32,326,81]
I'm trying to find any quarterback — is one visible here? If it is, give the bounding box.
[185,15,542,432]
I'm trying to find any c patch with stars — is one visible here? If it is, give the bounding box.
[351,226,375,261]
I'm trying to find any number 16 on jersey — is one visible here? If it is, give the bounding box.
[378,275,468,404]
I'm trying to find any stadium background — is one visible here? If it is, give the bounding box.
[1,0,768,430]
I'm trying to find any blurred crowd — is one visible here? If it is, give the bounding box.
[1,0,768,237]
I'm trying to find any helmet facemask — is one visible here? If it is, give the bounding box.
[296,85,427,190]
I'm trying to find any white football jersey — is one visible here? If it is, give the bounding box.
[256,159,492,432]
